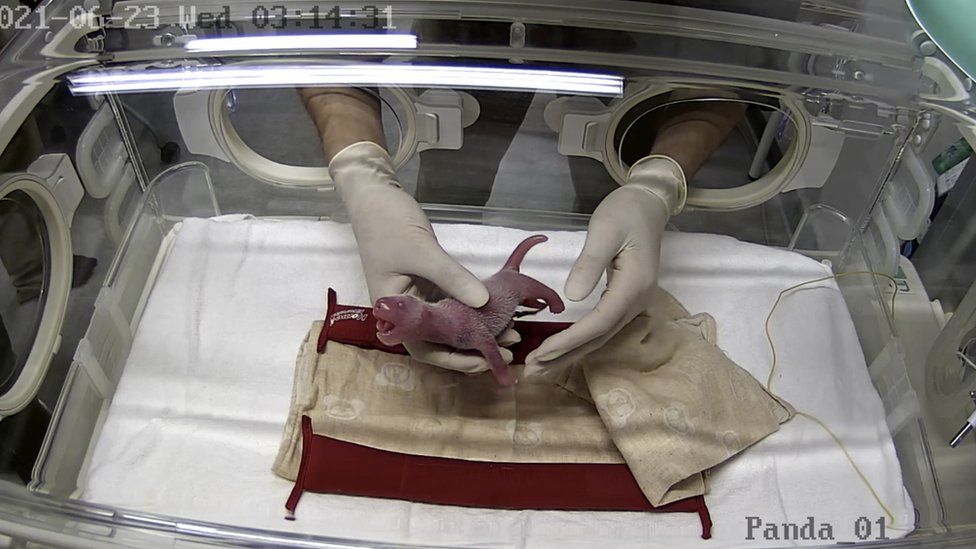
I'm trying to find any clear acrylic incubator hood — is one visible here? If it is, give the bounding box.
[2,1,976,547]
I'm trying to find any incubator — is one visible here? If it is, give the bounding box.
[1,0,976,546]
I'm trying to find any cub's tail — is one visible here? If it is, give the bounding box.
[503,235,548,272]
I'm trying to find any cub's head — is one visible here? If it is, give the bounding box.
[373,295,428,346]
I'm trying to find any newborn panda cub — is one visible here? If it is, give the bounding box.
[373,235,565,387]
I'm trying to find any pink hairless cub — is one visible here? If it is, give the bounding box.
[373,235,565,386]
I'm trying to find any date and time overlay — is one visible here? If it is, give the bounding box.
[0,4,397,31]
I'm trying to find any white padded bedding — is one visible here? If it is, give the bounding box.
[81,216,914,547]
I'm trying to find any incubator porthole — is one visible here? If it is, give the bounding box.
[0,191,50,396]
[605,87,809,211]
[0,176,71,417]
[225,87,405,169]
[214,86,414,188]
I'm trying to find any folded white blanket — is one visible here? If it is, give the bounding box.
[81,216,914,547]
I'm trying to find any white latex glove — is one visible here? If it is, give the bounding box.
[525,154,686,371]
[329,141,519,373]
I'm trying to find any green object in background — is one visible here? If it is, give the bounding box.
[932,138,973,195]
[932,138,973,175]
[907,0,976,80]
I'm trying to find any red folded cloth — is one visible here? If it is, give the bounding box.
[287,416,712,538]
[288,288,713,539]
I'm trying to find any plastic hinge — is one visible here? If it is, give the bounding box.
[882,146,934,242]
[80,286,134,391]
[919,57,970,102]
[869,339,921,435]
[73,339,112,399]
[173,89,232,162]
[544,96,611,161]
[865,208,900,278]
[414,90,465,152]
[26,154,84,227]
[781,121,844,192]
[76,102,128,199]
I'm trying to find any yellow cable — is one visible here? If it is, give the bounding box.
[763,270,900,526]
[794,411,897,525]
[765,271,898,390]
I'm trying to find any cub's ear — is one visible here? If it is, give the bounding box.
[420,307,432,320]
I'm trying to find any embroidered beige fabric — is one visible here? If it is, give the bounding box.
[273,289,793,506]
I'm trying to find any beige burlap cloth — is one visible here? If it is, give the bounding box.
[273,289,793,506]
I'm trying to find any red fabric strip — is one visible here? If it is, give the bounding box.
[283,414,314,520]
[289,417,712,539]
[302,290,714,539]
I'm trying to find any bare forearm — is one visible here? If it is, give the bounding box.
[649,100,746,181]
[298,87,387,162]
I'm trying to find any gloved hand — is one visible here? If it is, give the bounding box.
[329,141,520,373]
[525,154,686,371]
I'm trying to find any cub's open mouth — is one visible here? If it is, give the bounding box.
[376,318,395,336]
[373,299,397,337]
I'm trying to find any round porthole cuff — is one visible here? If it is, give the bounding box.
[0,174,72,418]
[210,87,417,189]
[602,82,810,212]
[626,154,688,216]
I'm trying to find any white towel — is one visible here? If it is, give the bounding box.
[81,216,914,547]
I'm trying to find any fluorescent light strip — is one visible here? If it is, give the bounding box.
[67,64,623,96]
[184,34,418,52]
